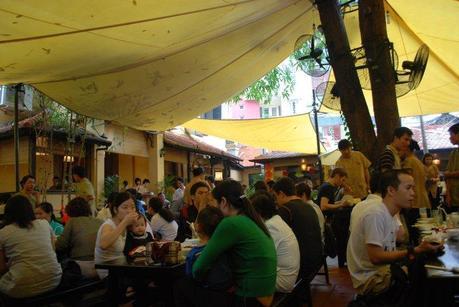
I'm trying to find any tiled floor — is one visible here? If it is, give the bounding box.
[310,258,355,307]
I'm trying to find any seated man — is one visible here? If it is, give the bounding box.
[176,182,210,242]
[347,170,442,303]
[272,177,322,280]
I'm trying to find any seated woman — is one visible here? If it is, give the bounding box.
[147,197,178,241]
[0,195,62,298]
[94,192,138,279]
[191,180,277,307]
[35,202,64,237]
[251,191,300,293]
[56,197,103,261]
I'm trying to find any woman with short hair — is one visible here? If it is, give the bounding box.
[15,175,41,207]
[56,197,103,260]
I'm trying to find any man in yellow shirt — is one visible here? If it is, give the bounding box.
[72,165,96,216]
[335,139,371,200]
[183,167,209,206]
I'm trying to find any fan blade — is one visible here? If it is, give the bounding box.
[316,58,326,69]
[298,55,314,61]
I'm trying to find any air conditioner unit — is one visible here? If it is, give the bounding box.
[0,85,32,111]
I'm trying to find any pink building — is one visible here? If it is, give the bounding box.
[230,100,260,119]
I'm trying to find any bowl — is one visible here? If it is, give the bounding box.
[447,229,459,241]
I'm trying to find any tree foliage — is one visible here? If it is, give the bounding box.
[231,63,296,104]
[232,30,327,105]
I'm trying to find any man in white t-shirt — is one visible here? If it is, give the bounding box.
[347,170,442,297]
[251,191,300,293]
[349,174,384,233]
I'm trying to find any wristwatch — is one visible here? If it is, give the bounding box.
[407,245,416,261]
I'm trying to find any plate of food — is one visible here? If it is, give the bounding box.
[417,218,436,224]
[414,223,435,231]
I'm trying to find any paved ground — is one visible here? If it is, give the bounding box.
[310,257,355,307]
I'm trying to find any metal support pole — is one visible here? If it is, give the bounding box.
[313,89,324,183]
[14,84,22,192]
[419,115,428,154]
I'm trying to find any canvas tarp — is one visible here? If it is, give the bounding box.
[1,1,458,154]
[0,0,314,130]
[321,0,459,116]
[183,113,325,154]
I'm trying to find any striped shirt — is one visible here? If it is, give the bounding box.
[377,145,401,172]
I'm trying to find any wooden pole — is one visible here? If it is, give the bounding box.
[14,84,22,192]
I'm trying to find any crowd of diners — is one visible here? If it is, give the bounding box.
[0,123,458,307]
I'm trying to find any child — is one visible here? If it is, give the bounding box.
[123,214,154,257]
[185,207,232,291]
[35,202,64,237]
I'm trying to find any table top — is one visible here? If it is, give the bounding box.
[426,240,459,279]
[95,257,185,271]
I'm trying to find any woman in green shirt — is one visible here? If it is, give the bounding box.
[191,179,277,307]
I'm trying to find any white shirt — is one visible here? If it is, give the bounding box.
[0,220,62,298]
[349,194,383,233]
[150,214,178,241]
[306,200,325,244]
[94,219,126,279]
[347,201,399,289]
[265,215,300,293]
[173,187,184,202]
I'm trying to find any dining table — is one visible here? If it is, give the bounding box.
[423,237,459,306]
[95,257,185,306]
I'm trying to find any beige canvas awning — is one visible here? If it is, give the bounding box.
[1,0,457,153]
[0,0,314,130]
[183,113,325,154]
[321,0,459,116]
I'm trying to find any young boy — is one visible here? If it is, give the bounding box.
[123,215,154,257]
[185,206,232,290]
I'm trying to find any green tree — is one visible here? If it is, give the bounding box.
[231,63,295,104]
[232,0,401,162]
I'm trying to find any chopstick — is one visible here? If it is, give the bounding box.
[425,264,459,274]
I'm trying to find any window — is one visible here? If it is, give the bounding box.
[271,107,277,117]
[239,104,244,109]
[292,100,296,114]
[262,107,270,118]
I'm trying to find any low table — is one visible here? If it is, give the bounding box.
[426,240,459,279]
[95,258,185,306]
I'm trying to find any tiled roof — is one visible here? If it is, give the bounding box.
[0,112,111,145]
[164,131,241,161]
[0,112,43,134]
[250,151,316,162]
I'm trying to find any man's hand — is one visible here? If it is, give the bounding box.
[415,240,444,255]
